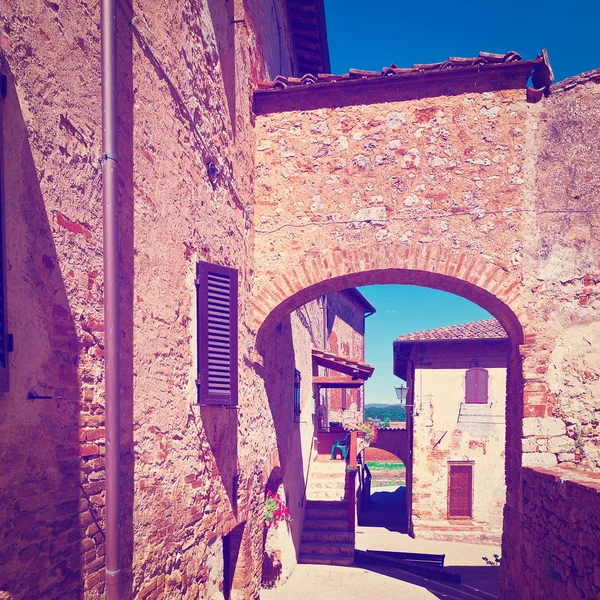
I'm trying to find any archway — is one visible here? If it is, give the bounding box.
[254,243,532,587]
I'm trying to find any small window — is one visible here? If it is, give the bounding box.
[293,369,301,422]
[465,367,488,404]
[341,388,347,411]
[196,261,238,406]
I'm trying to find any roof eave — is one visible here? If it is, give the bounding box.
[254,59,542,115]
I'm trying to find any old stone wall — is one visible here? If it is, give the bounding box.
[410,341,508,542]
[252,75,600,597]
[0,0,295,598]
[517,466,600,600]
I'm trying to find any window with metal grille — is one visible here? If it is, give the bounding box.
[196,261,238,406]
[293,369,301,422]
[465,367,488,404]
[0,76,9,393]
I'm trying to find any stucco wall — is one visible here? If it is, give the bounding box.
[0,0,295,598]
[410,341,508,541]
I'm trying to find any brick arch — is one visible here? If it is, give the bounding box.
[253,243,527,350]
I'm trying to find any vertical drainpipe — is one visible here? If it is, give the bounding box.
[101,0,121,597]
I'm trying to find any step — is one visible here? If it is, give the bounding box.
[306,493,346,502]
[310,468,347,477]
[305,508,348,520]
[298,553,354,566]
[306,500,348,509]
[301,529,354,543]
[303,518,348,531]
[308,478,346,488]
[300,541,354,556]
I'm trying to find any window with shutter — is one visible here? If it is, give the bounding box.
[196,261,238,406]
[465,367,488,404]
[293,369,301,422]
[0,75,9,393]
[341,388,347,411]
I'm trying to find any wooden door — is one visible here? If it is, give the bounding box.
[448,463,473,519]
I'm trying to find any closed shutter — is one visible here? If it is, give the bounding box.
[448,463,473,518]
[465,368,488,404]
[196,261,238,406]
[0,76,8,393]
[341,388,347,410]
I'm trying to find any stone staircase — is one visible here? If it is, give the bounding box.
[299,457,354,566]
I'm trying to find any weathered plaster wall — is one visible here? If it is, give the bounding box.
[261,299,323,587]
[0,0,295,598]
[410,341,508,542]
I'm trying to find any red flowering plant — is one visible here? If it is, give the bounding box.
[358,422,378,444]
[264,490,292,529]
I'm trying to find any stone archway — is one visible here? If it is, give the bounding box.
[253,242,539,591]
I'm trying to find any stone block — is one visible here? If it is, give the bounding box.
[522,452,558,467]
[548,436,576,453]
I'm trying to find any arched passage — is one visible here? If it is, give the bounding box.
[254,243,534,586]
[253,244,526,345]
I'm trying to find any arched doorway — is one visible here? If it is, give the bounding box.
[253,243,529,587]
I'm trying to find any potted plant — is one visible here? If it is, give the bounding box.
[264,490,292,529]
[357,422,378,444]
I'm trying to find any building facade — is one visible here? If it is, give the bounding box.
[394,319,509,544]
[1,0,600,597]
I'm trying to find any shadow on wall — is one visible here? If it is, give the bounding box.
[262,316,307,563]
[116,3,135,597]
[0,63,83,599]
[207,0,236,139]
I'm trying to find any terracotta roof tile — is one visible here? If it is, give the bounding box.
[395,318,507,343]
[257,51,538,91]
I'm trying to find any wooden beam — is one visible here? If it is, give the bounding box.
[313,377,365,388]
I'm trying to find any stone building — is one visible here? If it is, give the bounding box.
[1,0,600,597]
[394,318,509,544]
[261,287,373,585]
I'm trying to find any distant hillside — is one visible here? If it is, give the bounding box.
[365,404,406,422]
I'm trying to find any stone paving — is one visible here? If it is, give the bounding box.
[262,484,501,600]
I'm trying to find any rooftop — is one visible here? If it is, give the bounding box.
[395,318,508,343]
[254,51,552,114]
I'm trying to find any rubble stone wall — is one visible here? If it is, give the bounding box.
[252,78,600,598]
[0,0,294,598]
[518,466,600,600]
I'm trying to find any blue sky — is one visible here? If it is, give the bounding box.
[358,286,491,404]
[324,0,599,83]
[323,0,599,404]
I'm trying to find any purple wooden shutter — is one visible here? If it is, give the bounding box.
[0,78,8,393]
[465,368,488,404]
[341,388,347,411]
[477,368,488,403]
[196,261,238,406]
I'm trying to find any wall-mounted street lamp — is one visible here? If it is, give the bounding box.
[395,384,408,405]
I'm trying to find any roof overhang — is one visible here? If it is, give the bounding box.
[286,0,330,77]
[312,348,374,380]
[254,53,549,115]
